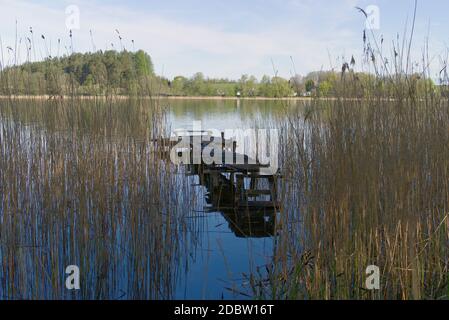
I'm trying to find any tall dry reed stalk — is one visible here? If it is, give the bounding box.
[251,20,449,298]
[0,96,197,299]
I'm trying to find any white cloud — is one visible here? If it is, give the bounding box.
[0,0,362,78]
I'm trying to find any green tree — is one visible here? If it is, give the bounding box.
[318,80,332,97]
[305,79,315,93]
[134,50,154,76]
[172,76,187,95]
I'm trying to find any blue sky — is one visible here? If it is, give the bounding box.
[0,0,448,79]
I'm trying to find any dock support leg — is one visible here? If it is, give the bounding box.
[268,176,277,206]
[230,172,235,199]
[250,175,256,190]
[235,174,244,207]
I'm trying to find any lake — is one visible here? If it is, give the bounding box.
[165,99,287,299]
[2,96,448,300]
[0,98,299,300]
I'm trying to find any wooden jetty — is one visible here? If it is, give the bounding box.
[153,130,280,237]
[155,130,280,209]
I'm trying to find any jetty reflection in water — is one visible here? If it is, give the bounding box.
[0,99,282,299]
[186,164,277,238]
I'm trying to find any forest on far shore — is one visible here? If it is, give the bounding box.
[0,49,440,98]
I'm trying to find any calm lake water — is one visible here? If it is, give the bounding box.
[166,99,284,299]
[0,98,301,300]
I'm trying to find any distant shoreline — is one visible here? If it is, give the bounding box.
[1,95,433,102]
[0,95,315,101]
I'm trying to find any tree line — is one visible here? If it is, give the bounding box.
[0,49,440,98]
[0,50,157,96]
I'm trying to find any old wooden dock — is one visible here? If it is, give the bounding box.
[152,130,280,237]
[155,130,281,210]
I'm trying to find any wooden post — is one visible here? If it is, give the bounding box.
[250,174,256,190]
[230,171,235,199]
[221,131,225,150]
[189,135,193,165]
[235,174,244,207]
[269,176,277,205]
[255,132,259,165]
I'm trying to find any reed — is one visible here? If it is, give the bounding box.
[249,23,449,299]
[0,96,199,299]
[1,12,449,300]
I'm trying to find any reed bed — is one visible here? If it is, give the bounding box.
[249,84,449,299]
[0,97,199,299]
[1,15,449,300]
[242,15,449,298]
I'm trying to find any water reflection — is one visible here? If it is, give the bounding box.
[0,98,285,300]
[188,164,276,238]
